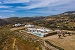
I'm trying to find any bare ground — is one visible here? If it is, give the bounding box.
[43,34,75,50]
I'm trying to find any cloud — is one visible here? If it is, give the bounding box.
[17,0,74,10]
[0,0,30,3]
[0,0,75,17]
[0,16,3,18]
[25,0,59,9]
[0,5,12,8]
[0,10,15,12]
[0,16,6,18]
[0,16,2,18]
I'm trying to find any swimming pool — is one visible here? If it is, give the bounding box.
[32,32,44,37]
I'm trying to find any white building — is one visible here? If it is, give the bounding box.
[55,29,61,34]
[26,28,51,37]
[14,23,21,27]
[25,24,34,28]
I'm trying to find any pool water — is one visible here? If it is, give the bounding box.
[33,33,44,37]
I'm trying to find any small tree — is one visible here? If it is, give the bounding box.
[62,33,65,37]
[58,34,61,38]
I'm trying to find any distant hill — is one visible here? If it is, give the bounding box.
[0,19,9,26]
[64,11,75,13]
[61,11,75,15]
[0,11,75,29]
[4,17,45,24]
[33,11,75,30]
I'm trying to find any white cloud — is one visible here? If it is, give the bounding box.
[0,0,30,3]
[0,16,2,18]
[0,2,1,3]
[17,0,74,10]
[26,0,59,9]
[0,16,3,19]
[0,10,15,12]
[0,5,12,8]
[0,16,6,18]
[0,0,74,17]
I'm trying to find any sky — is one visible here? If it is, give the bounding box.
[0,0,75,18]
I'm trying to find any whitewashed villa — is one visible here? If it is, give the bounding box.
[25,24,35,28]
[14,23,22,27]
[25,24,53,37]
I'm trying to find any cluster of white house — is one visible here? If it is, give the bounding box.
[14,23,22,27]
[25,24,51,37]
[13,24,53,37]
[25,24,34,28]
[14,23,25,27]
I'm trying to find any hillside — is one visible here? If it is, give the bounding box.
[33,11,75,30]
[0,19,9,26]
[0,11,75,50]
[0,26,41,50]
[4,17,45,24]
[0,11,75,30]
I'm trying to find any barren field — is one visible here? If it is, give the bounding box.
[44,34,75,50]
[0,26,41,50]
[10,26,25,31]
